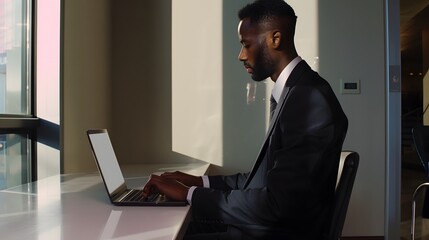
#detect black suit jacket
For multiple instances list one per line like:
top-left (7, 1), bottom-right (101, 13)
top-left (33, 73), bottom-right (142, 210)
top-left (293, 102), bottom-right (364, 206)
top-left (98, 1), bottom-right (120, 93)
top-left (190, 61), bottom-right (348, 240)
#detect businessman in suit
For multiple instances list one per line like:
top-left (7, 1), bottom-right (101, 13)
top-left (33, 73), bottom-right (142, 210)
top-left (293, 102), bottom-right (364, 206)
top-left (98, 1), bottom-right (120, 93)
top-left (143, 0), bottom-right (348, 239)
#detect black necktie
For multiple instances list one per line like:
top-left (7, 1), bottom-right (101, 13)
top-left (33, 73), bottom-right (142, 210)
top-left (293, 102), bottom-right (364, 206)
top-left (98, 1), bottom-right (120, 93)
top-left (270, 95), bottom-right (277, 120)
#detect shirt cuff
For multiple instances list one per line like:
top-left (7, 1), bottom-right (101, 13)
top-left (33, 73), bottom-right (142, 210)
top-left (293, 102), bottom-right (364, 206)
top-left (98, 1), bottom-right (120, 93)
top-left (187, 186), bottom-right (197, 205)
top-left (202, 175), bottom-right (210, 188)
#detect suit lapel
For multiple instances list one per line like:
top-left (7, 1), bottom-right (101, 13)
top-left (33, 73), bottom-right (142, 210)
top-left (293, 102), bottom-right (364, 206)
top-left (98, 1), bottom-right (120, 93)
top-left (243, 85), bottom-right (291, 189)
top-left (242, 61), bottom-right (311, 189)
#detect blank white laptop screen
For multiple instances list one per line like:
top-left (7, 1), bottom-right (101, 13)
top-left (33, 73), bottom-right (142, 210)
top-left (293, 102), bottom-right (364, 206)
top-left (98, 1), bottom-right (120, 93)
top-left (88, 131), bottom-right (125, 195)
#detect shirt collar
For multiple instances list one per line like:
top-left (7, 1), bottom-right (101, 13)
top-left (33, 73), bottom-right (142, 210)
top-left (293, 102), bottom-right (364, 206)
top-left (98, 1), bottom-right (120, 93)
top-left (271, 56), bottom-right (302, 102)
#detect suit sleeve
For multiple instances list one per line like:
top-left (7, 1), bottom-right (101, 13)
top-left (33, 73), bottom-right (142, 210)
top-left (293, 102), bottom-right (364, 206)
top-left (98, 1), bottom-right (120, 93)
top-left (190, 82), bottom-right (345, 226)
top-left (208, 173), bottom-right (250, 190)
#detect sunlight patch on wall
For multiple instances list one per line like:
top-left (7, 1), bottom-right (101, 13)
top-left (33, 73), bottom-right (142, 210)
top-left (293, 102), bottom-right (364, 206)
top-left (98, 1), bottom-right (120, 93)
top-left (172, 0), bottom-right (223, 166)
top-left (290, 0), bottom-right (319, 72)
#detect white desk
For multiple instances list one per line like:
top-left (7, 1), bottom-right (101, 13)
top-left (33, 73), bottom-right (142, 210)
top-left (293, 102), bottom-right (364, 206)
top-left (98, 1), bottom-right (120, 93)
top-left (0, 161), bottom-right (210, 240)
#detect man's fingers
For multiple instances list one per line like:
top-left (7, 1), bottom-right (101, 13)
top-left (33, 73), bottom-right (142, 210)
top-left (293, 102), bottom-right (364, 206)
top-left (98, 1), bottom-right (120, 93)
top-left (142, 181), bottom-right (153, 197)
top-left (143, 174), bottom-right (190, 201)
top-left (143, 175), bottom-right (162, 197)
top-left (160, 171), bottom-right (179, 178)
top-left (149, 174), bottom-right (162, 180)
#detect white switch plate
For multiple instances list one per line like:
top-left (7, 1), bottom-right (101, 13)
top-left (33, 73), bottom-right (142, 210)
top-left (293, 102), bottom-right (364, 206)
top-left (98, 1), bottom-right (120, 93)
top-left (340, 79), bottom-right (360, 94)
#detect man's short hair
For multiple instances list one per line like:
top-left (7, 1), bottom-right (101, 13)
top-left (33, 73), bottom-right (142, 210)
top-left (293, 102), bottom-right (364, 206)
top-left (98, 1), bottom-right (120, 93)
top-left (238, 0), bottom-right (297, 25)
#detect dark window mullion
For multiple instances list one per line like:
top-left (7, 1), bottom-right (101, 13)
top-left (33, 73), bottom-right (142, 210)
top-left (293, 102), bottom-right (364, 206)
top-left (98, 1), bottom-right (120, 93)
top-left (0, 116), bottom-right (39, 133)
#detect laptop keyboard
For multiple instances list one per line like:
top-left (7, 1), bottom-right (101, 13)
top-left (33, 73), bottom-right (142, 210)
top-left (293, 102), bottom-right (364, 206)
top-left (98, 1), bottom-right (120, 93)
top-left (122, 189), bottom-right (159, 202)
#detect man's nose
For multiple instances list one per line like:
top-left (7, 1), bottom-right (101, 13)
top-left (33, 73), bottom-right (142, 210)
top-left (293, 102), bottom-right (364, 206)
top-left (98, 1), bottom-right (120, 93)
top-left (238, 47), bottom-right (246, 62)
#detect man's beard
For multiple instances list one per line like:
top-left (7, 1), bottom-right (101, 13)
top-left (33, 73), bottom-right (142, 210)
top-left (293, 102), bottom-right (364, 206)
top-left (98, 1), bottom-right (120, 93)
top-left (250, 43), bottom-right (275, 82)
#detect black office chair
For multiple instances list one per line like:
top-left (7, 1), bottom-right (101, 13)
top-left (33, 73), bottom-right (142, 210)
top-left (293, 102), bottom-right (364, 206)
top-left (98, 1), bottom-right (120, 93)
top-left (411, 125), bottom-right (429, 240)
top-left (412, 125), bottom-right (429, 176)
top-left (412, 125), bottom-right (429, 218)
top-left (328, 151), bottom-right (359, 240)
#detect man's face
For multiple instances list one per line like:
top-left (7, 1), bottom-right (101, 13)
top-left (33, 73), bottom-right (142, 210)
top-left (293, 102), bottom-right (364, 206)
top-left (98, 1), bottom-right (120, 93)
top-left (238, 19), bottom-right (274, 82)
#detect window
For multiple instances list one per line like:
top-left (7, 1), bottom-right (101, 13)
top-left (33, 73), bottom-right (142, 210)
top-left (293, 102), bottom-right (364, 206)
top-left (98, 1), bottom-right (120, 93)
top-left (0, 0), bottom-right (38, 190)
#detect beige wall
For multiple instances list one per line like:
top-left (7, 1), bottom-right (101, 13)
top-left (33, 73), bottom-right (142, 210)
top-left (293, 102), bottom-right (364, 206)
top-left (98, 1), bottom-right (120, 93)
top-left (110, 0), bottom-right (194, 165)
top-left (62, 0), bottom-right (112, 173)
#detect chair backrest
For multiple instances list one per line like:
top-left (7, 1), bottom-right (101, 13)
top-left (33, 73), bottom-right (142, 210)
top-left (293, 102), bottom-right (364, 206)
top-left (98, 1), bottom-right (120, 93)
top-left (412, 125), bottom-right (429, 173)
top-left (328, 151), bottom-right (359, 240)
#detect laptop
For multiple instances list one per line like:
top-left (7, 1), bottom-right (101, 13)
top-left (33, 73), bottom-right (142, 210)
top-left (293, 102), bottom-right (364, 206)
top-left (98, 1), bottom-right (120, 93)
top-left (87, 129), bottom-right (187, 206)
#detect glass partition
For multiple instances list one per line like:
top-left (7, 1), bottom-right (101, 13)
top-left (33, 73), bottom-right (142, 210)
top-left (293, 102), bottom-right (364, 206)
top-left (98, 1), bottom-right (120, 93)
top-left (0, 0), bottom-right (33, 190)
top-left (0, 0), bottom-right (32, 115)
top-left (0, 133), bottom-right (31, 189)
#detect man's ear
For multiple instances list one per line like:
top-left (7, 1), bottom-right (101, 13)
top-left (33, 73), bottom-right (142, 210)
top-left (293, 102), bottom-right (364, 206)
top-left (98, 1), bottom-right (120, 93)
top-left (270, 31), bottom-right (281, 49)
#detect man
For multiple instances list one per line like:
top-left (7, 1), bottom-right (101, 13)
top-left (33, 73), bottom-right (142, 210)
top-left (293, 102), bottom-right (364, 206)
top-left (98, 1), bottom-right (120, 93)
top-left (143, 0), bottom-right (348, 239)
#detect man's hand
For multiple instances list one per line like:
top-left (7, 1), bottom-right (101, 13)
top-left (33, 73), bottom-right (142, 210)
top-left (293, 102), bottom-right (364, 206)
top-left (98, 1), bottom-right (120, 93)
top-left (142, 174), bottom-right (189, 201)
top-left (160, 171), bottom-right (203, 187)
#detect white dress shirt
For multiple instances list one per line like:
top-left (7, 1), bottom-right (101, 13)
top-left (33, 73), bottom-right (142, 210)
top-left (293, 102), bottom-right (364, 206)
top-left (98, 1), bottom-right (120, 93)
top-left (271, 56), bottom-right (302, 103)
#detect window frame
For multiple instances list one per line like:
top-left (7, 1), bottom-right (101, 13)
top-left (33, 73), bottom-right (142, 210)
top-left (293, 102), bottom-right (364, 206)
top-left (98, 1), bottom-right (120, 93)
top-left (0, 0), bottom-right (40, 183)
